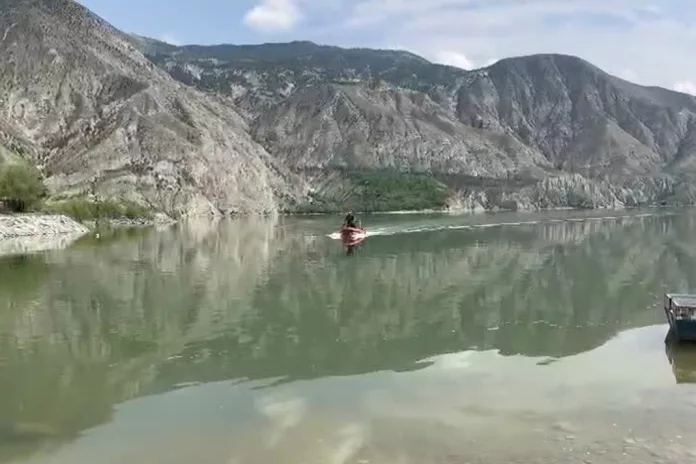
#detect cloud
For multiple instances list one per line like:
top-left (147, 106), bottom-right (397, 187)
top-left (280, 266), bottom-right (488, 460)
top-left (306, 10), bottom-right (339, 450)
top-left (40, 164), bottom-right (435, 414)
top-left (433, 51), bottom-right (474, 70)
top-left (243, 0), bottom-right (302, 32)
top-left (674, 81), bottom-right (696, 96)
top-left (158, 34), bottom-right (180, 46)
top-left (307, 0), bottom-right (695, 90)
top-left (619, 68), bottom-right (638, 82)
top-left (234, 0), bottom-right (696, 91)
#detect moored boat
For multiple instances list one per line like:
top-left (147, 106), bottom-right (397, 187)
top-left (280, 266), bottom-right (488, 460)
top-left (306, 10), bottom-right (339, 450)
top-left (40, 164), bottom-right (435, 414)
top-left (664, 293), bottom-right (696, 342)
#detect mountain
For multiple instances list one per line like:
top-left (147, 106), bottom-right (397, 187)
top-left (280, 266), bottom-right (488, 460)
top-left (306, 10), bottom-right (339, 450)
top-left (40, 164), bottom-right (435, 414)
top-left (138, 37), bottom-right (696, 211)
top-left (3, 0), bottom-right (696, 215)
top-left (0, 0), bottom-right (302, 217)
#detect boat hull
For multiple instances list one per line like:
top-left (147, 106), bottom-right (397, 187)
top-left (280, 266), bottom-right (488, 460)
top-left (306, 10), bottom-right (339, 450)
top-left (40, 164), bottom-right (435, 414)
top-left (664, 293), bottom-right (696, 342)
top-left (339, 227), bottom-right (366, 248)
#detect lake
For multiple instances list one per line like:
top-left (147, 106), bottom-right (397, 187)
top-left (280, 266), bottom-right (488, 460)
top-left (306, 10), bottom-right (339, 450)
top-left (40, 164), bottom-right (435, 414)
top-left (1, 208), bottom-right (696, 463)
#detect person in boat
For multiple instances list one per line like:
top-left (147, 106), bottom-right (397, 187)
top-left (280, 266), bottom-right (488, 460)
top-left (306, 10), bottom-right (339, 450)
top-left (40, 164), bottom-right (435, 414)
top-left (343, 212), bottom-right (357, 229)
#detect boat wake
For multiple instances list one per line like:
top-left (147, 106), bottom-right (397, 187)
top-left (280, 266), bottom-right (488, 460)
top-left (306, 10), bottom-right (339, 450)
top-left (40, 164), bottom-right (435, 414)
top-left (325, 211), bottom-right (669, 240)
top-left (328, 231), bottom-right (371, 240)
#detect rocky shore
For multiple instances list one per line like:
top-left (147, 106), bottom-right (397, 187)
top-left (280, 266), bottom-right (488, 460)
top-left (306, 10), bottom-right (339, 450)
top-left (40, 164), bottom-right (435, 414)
top-left (0, 213), bottom-right (180, 256)
top-left (0, 214), bottom-right (89, 239)
top-left (80, 215), bottom-right (169, 230)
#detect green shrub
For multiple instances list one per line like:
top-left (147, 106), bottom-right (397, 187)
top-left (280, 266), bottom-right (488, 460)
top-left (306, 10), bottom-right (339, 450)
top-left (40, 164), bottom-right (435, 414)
top-left (292, 169), bottom-right (451, 213)
top-left (0, 163), bottom-right (48, 212)
top-left (43, 197), bottom-right (153, 221)
top-left (343, 170), bottom-right (450, 212)
top-left (122, 201), bottom-right (152, 219)
top-left (43, 199), bottom-right (95, 221)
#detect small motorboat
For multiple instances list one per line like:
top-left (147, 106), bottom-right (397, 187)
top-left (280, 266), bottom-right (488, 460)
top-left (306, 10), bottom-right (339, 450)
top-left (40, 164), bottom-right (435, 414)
top-left (339, 225), bottom-right (367, 251)
top-left (339, 225), bottom-right (366, 239)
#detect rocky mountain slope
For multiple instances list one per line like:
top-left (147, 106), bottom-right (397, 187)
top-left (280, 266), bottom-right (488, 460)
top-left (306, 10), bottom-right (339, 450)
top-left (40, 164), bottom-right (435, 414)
top-left (0, 0), bottom-right (302, 217)
top-left (138, 37), bottom-right (696, 211)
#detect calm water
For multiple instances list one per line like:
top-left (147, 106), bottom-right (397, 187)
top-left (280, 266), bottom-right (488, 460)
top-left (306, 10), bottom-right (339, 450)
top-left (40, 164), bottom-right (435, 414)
top-left (2, 209), bottom-right (696, 463)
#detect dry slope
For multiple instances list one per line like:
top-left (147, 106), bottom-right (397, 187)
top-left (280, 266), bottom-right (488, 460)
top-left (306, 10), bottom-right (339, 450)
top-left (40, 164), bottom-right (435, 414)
top-left (142, 39), bottom-right (696, 210)
top-left (0, 0), bottom-right (300, 217)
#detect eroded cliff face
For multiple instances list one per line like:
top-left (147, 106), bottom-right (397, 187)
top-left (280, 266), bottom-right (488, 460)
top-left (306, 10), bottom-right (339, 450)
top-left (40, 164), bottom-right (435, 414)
top-left (4, 1), bottom-right (696, 215)
top-left (252, 84), bottom-right (551, 178)
top-left (455, 55), bottom-right (696, 178)
top-left (0, 0), bottom-right (302, 217)
top-left (141, 38), bottom-right (696, 211)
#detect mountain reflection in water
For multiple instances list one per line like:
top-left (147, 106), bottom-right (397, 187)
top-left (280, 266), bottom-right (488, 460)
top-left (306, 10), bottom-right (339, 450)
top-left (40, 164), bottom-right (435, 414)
top-left (2, 209), bottom-right (696, 463)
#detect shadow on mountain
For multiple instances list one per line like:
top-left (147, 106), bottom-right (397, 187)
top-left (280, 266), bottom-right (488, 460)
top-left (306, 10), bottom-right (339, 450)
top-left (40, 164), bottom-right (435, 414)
top-left (0, 211), bottom-right (694, 461)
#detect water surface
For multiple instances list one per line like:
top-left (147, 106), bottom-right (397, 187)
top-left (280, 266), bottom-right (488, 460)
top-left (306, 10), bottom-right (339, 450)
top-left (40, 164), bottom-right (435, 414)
top-left (2, 209), bottom-right (696, 463)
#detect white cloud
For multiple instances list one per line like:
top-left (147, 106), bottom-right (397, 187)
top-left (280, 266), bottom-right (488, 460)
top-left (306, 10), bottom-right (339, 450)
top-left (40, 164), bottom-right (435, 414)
top-left (303, 0), bottom-right (693, 90)
top-left (158, 34), bottom-right (180, 46)
top-left (619, 68), bottom-right (638, 82)
top-left (674, 81), bottom-right (696, 96)
top-left (235, 0), bottom-right (696, 91)
top-left (433, 51), bottom-right (474, 70)
top-left (243, 0), bottom-right (302, 32)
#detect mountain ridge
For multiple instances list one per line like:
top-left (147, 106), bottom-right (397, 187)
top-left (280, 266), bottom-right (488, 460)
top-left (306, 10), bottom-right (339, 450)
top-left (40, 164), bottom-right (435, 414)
top-left (2, 0), bottom-right (696, 215)
top-left (0, 0), bottom-right (304, 217)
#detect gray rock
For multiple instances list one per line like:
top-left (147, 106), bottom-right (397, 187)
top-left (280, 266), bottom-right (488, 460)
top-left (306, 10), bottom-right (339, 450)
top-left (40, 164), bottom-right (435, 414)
top-left (252, 83), bottom-right (550, 178)
top-left (0, 213), bottom-right (88, 238)
top-left (141, 39), bottom-right (696, 211)
top-left (6, 2), bottom-right (696, 214)
top-left (0, 0), bottom-right (301, 217)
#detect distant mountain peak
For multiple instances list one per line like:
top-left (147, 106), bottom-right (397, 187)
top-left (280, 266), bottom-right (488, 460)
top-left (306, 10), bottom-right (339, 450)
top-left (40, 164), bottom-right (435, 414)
top-left (5, 0), bottom-right (696, 214)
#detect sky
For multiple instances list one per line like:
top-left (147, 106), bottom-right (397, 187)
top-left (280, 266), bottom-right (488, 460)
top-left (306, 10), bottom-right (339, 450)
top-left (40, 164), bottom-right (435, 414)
top-left (76, 0), bottom-right (696, 95)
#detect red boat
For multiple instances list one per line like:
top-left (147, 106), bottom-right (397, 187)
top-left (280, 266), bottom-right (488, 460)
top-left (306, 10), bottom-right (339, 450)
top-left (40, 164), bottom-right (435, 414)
top-left (339, 226), bottom-right (367, 248)
top-left (340, 225), bottom-right (365, 235)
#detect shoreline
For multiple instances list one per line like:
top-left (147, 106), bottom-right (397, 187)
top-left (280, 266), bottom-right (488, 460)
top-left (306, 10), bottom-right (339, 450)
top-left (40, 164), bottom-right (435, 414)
top-left (0, 213), bottom-right (174, 257)
top-left (0, 213), bottom-right (170, 240)
top-left (0, 214), bottom-right (89, 239)
top-left (0, 203), bottom-right (683, 241)
top-left (284, 203), bottom-right (678, 217)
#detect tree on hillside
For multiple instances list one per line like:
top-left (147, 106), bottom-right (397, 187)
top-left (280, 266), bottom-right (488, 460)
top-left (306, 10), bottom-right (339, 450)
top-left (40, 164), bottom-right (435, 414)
top-left (0, 164), bottom-right (48, 213)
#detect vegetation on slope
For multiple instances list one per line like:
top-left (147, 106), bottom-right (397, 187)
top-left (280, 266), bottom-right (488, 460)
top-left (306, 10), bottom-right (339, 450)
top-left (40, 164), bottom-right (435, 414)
top-left (0, 157), bottom-right (449, 218)
top-left (42, 198), bottom-right (153, 222)
top-left (292, 169), bottom-right (451, 213)
top-left (0, 164), bottom-right (47, 213)
top-left (0, 157), bottom-right (153, 221)
top-left (139, 39), bottom-right (456, 97)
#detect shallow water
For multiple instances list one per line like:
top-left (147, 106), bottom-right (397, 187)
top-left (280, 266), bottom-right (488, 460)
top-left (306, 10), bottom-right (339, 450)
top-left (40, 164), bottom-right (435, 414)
top-left (2, 208), bottom-right (696, 463)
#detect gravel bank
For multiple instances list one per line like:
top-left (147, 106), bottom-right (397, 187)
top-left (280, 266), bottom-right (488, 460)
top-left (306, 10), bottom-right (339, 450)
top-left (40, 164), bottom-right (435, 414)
top-left (0, 214), bottom-right (89, 239)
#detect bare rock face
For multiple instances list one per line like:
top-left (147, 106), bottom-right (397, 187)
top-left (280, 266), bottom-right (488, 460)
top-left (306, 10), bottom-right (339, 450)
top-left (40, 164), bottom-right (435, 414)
top-left (143, 39), bottom-right (696, 211)
top-left (5, 1), bottom-right (696, 214)
top-left (252, 83), bottom-right (551, 179)
top-left (0, 0), bottom-right (299, 216)
top-left (456, 55), bottom-right (696, 179)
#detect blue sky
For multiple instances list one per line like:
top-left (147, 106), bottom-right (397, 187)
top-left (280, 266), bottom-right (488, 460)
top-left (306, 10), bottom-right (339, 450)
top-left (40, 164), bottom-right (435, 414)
top-left (77, 0), bottom-right (696, 94)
